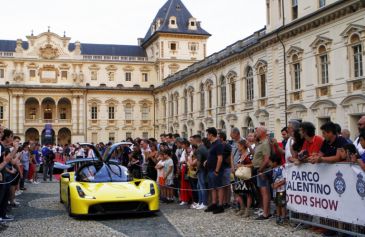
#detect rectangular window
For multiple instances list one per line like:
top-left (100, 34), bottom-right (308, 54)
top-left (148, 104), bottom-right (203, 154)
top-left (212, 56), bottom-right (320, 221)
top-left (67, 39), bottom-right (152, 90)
top-left (30, 70), bottom-right (36, 80)
top-left (208, 90), bottom-right (212, 108)
top-left (125, 72), bottom-right (132, 81)
top-left (126, 132), bottom-right (132, 139)
top-left (61, 71), bottom-right (68, 80)
top-left (125, 108), bottom-right (132, 120)
top-left (142, 132), bottom-right (148, 139)
top-left (109, 133), bottom-right (115, 143)
top-left (142, 107), bottom-right (149, 120)
top-left (142, 73), bottom-right (148, 82)
top-left (293, 63), bottom-right (301, 90)
top-left (292, 0), bottom-right (298, 20)
top-left (170, 42), bottom-right (177, 51)
top-left (91, 70), bottom-right (97, 80)
top-left (108, 106), bottom-right (115, 120)
top-left (247, 78), bottom-right (254, 101)
top-left (353, 44), bottom-right (363, 78)
top-left (319, 0), bottom-right (326, 8)
top-left (91, 106), bottom-right (98, 120)
top-left (278, 0), bottom-right (282, 19)
top-left (320, 54), bottom-right (329, 84)
top-left (189, 43), bottom-right (198, 52)
top-left (0, 69), bottom-right (4, 78)
top-left (0, 106), bottom-right (3, 119)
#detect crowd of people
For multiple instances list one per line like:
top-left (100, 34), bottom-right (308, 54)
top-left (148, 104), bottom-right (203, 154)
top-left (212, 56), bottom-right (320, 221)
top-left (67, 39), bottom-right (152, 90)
top-left (1, 115), bottom-right (365, 233)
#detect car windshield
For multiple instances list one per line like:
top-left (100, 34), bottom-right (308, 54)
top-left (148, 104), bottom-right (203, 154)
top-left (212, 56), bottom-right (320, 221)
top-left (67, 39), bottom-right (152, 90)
top-left (78, 163), bottom-right (132, 182)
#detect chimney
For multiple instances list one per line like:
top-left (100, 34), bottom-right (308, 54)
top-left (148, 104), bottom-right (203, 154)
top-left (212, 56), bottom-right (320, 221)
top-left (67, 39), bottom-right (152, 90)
top-left (137, 38), bottom-right (144, 46)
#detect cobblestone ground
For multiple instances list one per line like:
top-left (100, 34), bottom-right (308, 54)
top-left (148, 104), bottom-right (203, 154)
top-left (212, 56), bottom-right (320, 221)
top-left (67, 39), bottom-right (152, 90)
top-left (0, 182), bottom-right (319, 237)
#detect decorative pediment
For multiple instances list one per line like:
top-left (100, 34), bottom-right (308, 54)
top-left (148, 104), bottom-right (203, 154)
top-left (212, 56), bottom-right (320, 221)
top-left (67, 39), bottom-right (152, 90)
top-left (310, 36), bottom-right (333, 50)
top-left (105, 125), bottom-right (119, 131)
top-left (287, 104), bottom-right (307, 112)
top-left (226, 113), bottom-right (238, 122)
top-left (204, 117), bottom-right (214, 125)
top-left (310, 99), bottom-right (337, 109)
top-left (87, 98), bottom-right (102, 105)
top-left (26, 62), bottom-right (38, 69)
top-left (0, 62), bottom-right (7, 68)
top-left (226, 70), bottom-right (238, 80)
top-left (187, 85), bottom-right (195, 93)
top-left (58, 63), bottom-right (70, 70)
top-left (254, 109), bottom-right (269, 117)
top-left (187, 119), bottom-right (195, 127)
top-left (105, 98), bottom-right (119, 105)
top-left (204, 78), bottom-right (213, 88)
top-left (139, 66), bottom-right (151, 72)
top-left (168, 63), bottom-right (180, 69)
top-left (123, 65), bottom-right (134, 71)
top-left (254, 59), bottom-right (268, 73)
top-left (88, 64), bottom-right (100, 71)
top-left (87, 126), bottom-right (102, 130)
top-left (173, 122), bottom-right (180, 129)
top-left (138, 99), bottom-right (153, 106)
top-left (286, 46), bottom-right (304, 60)
top-left (340, 94), bottom-right (365, 106)
top-left (173, 91), bottom-right (179, 98)
top-left (122, 99), bottom-right (136, 106)
top-left (39, 43), bottom-right (60, 59)
top-left (106, 65), bottom-right (117, 71)
top-left (340, 24), bottom-right (365, 38)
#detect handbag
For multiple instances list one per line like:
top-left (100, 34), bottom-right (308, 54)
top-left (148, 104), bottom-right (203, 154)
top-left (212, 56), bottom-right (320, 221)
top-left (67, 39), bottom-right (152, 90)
top-left (235, 166), bottom-right (252, 180)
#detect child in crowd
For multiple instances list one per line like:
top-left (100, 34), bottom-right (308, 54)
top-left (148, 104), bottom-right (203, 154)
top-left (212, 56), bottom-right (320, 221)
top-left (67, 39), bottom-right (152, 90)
top-left (270, 154), bottom-right (286, 225)
top-left (155, 152), bottom-right (166, 201)
top-left (162, 150), bottom-right (174, 203)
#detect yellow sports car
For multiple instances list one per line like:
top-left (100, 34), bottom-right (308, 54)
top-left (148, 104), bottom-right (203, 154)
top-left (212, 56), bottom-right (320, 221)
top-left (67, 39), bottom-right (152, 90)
top-left (59, 142), bottom-right (159, 217)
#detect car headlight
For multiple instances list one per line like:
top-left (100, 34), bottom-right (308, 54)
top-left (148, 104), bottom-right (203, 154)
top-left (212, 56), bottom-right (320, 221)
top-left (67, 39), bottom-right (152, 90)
top-left (144, 183), bottom-right (156, 197)
top-left (76, 186), bottom-right (95, 199)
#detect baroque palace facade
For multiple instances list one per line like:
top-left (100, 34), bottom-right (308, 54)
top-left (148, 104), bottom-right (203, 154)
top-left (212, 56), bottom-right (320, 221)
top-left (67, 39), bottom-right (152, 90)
top-left (0, 0), bottom-right (364, 144)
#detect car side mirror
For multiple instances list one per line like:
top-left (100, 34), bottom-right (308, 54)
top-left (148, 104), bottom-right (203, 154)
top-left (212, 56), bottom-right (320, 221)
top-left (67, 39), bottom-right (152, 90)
top-left (61, 173), bottom-right (70, 180)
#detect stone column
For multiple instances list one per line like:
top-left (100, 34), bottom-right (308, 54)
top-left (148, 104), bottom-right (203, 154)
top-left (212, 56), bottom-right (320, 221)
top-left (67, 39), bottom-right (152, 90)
top-left (18, 96), bottom-right (24, 134)
top-left (71, 96), bottom-right (78, 134)
top-left (78, 96), bottom-right (84, 135)
top-left (12, 96), bottom-right (18, 133)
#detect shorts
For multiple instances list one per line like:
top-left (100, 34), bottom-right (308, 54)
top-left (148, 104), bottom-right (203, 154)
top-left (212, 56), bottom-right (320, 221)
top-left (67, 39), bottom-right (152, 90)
top-left (275, 191), bottom-right (286, 207)
top-left (165, 179), bottom-right (174, 186)
top-left (208, 170), bottom-right (224, 189)
top-left (256, 172), bottom-right (271, 188)
top-left (158, 177), bottom-right (165, 186)
top-left (222, 168), bottom-right (231, 186)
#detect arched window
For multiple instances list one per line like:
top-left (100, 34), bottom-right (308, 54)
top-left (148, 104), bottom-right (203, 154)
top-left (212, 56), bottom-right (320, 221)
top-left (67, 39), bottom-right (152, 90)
top-left (173, 93), bottom-right (179, 116)
top-left (189, 89), bottom-right (194, 113)
top-left (170, 94), bottom-right (174, 117)
top-left (163, 98), bottom-right (167, 118)
top-left (246, 67), bottom-right (254, 101)
top-left (220, 76), bottom-right (226, 107)
top-left (184, 89), bottom-right (188, 114)
top-left (200, 83), bottom-right (205, 111)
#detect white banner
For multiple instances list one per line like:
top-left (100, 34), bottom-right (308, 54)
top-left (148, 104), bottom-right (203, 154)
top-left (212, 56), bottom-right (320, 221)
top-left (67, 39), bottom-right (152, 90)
top-left (285, 163), bottom-right (365, 226)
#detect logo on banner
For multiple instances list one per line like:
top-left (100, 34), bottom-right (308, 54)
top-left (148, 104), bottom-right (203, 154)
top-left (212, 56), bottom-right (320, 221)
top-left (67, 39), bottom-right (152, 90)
top-left (356, 173), bottom-right (365, 200)
top-left (334, 171), bottom-right (346, 196)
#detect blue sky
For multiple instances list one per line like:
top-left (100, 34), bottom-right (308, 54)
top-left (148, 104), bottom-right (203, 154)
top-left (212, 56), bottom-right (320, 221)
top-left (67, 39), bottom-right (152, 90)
top-left (0, 0), bottom-right (266, 55)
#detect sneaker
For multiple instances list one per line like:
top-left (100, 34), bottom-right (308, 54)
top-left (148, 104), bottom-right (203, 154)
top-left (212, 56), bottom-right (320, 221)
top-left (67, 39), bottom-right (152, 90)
top-left (190, 202), bottom-right (199, 209)
top-left (212, 205), bottom-right (225, 214)
top-left (235, 209), bottom-right (245, 216)
top-left (179, 201), bottom-right (187, 206)
top-left (1, 216), bottom-right (14, 222)
top-left (20, 187), bottom-right (27, 191)
top-left (255, 215), bottom-right (270, 220)
top-left (243, 208), bottom-right (250, 218)
top-left (254, 208), bottom-right (263, 215)
top-left (15, 191), bottom-right (21, 196)
top-left (204, 204), bottom-right (217, 212)
top-left (196, 204), bottom-right (207, 210)
top-left (33, 181), bottom-right (40, 184)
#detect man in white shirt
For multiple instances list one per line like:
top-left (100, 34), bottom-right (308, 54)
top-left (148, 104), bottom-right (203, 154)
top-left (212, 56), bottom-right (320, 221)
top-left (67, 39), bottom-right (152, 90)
top-left (285, 120), bottom-right (301, 163)
top-left (354, 116), bottom-right (365, 155)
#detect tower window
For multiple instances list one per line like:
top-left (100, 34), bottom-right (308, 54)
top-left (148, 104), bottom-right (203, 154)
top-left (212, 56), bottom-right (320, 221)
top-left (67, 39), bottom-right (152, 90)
top-left (171, 19), bottom-right (176, 25)
top-left (170, 43), bottom-right (177, 51)
top-left (190, 21), bottom-right (195, 26)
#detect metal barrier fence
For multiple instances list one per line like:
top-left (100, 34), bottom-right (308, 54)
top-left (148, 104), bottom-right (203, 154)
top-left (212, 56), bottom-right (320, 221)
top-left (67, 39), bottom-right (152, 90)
top-left (290, 211), bottom-right (365, 237)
